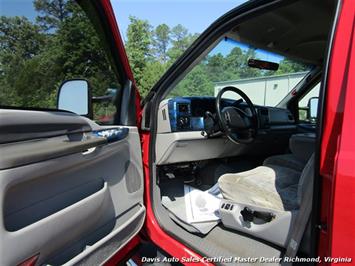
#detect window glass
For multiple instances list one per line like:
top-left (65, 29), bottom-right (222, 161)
top-left (167, 38), bottom-right (313, 107)
top-left (112, 0), bottom-right (247, 98)
top-left (0, 0), bottom-right (119, 124)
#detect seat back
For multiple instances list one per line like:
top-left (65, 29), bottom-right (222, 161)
top-left (287, 153), bottom-right (315, 255)
top-left (290, 133), bottom-right (316, 162)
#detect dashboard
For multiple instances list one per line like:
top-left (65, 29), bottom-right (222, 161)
top-left (158, 97), bottom-right (295, 133)
top-left (156, 97), bottom-right (297, 165)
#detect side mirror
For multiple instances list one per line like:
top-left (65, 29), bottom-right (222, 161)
top-left (57, 79), bottom-right (92, 118)
top-left (307, 97), bottom-right (319, 121)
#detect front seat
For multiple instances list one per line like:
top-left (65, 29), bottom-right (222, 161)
top-left (217, 133), bottom-right (316, 248)
top-left (263, 133), bottom-right (315, 172)
top-left (218, 164), bottom-right (301, 211)
top-left (218, 153), bottom-right (315, 248)
top-left (218, 133), bottom-right (316, 212)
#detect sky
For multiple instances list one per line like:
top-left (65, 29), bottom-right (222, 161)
top-left (110, 0), bottom-right (284, 63)
top-left (0, 0), bottom-right (286, 63)
top-left (0, 0), bottom-right (36, 19)
top-left (1, 0), bottom-right (246, 40)
top-left (111, 0), bottom-right (247, 42)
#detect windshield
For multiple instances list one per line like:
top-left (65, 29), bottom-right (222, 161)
top-left (168, 37), bottom-right (313, 107)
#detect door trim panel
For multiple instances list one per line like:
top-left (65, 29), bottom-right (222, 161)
top-left (0, 122), bottom-right (144, 265)
top-left (0, 109), bottom-right (92, 144)
top-left (0, 136), bottom-right (107, 170)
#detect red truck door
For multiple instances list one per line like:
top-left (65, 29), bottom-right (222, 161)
top-left (318, 0), bottom-right (355, 262)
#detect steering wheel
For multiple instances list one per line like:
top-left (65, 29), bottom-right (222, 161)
top-left (216, 86), bottom-right (258, 144)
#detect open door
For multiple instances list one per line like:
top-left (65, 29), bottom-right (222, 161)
top-left (0, 0), bottom-right (144, 265)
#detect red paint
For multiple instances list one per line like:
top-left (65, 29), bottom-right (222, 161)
top-left (99, 0), bottom-right (142, 123)
top-left (318, 0), bottom-right (355, 263)
top-left (17, 254), bottom-right (39, 266)
top-left (98, 1), bottom-right (206, 264)
top-left (98, 0), bottom-right (355, 264)
top-left (141, 131), bottom-right (213, 266)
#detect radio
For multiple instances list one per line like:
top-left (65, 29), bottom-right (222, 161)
top-left (168, 99), bottom-right (192, 131)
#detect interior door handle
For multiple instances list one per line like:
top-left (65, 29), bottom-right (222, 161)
top-left (0, 128), bottom-right (129, 170)
top-left (82, 147), bottom-right (97, 155)
top-left (92, 128), bottom-right (129, 143)
top-left (0, 137), bottom-right (108, 170)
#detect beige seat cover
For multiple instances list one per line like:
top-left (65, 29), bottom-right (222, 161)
top-left (218, 165), bottom-right (301, 211)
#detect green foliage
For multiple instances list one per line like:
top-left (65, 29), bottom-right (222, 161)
top-left (0, 16), bottom-right (48, 106)
top-left (276, 58), bottom-right (308, 74)
top-left (0, 0), bottom-right (118, 110)
top-left (171, 64), bottom-right (214, 97)
top-left (125, 16), bottom-right (152, 97)
top-left (167, 24), bottom-right (197, 61)
top-left (153, 23), bottom-right (170, 63)
top-left (34, 0), bottom-right (70, 31)
top-left (124, 19), bottom-right (200, 97)
top-left (122, 17), bottom-right (308, 100)
top-left (140, 61), bottom-right (169, 95)
top-left (0, 1), bottom-right (310, 109)
top-left (167, 45), bottom-right (309, 98)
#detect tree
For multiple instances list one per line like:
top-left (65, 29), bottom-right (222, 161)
top-left (125, 16), bottom-right (152, 96)
top-left (277, 58), bottom-right (309, 74)
top-left (140, 61), bottom-right (168, 97)
top-left (1, 1), bottom-right (311, 108)
top-left (153, 24), bottom-right (170, 63)
top-left (167, 24), bottom-right (191, 61)
top-left (33, 0), bottom-right (70, 31)
top-left (49, 1), bottom-right (119, 99)
top-left (206, 53), bottom-right (229, 82)
top-left (0, 16), bottom-right (47, 106)
top-left (0, 16), bottom-right (45, 60)
top-left (0, 0), bottom-right (118, 108)
top-left (170, 64), bottom-right (214, 97)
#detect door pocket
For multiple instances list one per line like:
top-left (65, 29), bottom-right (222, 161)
top-left (4, 180), bottom-right (107, 231)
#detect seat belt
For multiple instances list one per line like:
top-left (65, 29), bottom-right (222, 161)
top-left (282, 159), bottom-right (314, 264)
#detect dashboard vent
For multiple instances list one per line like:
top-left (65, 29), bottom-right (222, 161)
top-left (260, 109), bottom-right (269, 116)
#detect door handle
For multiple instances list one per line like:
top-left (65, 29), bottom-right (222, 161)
top-left (92, 128), bottom-right (129, 143)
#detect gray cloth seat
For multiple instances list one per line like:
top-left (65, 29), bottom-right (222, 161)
top-left (263, 154), bottom-right (305, 172)
top-left (218, 164), bottom-right (301, 211)
top-left (263, 132), bottom-right (316, 172)
top-left (218, 133), bottom-right (316, 212)
top-left (218, 155), bottom-right (315, 248)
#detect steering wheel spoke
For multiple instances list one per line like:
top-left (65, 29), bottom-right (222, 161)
top-left (216, 86), bottom-right (258, 144)
top-left (233, 106), bottom-right (252, 119)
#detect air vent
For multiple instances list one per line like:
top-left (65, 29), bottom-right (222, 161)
top-left (162, 109), bottom-right (167, 120)
top-left (260, 108), bottom-right (269, 116)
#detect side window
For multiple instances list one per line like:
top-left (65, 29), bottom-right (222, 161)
top-left (0, 0), bottom-right (120, 125)
top-left (298, 82), bottom-right (320, 123)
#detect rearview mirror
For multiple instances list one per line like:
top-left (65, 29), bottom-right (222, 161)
top-left (307, 97), bottom-right (319, 121)
top-left (248, 59), bottom-right (279, 71)
top-left (57, 79), bottom-right (92, 118)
